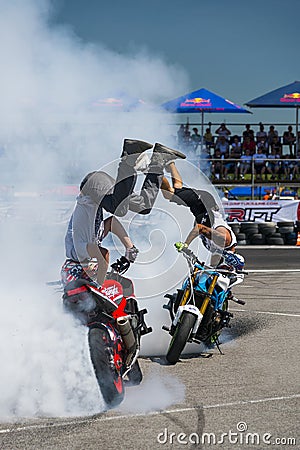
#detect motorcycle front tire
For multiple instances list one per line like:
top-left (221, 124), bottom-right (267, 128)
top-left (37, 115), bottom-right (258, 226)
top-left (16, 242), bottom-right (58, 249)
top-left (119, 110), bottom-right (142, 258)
top-left (88, 327), bottom-right (124, 408)
top-left (166, 312), bottom-right (197, 365)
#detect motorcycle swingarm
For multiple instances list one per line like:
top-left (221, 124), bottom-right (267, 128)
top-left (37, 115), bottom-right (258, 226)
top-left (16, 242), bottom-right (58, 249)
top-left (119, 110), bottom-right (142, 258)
top-left (163, 294), bottom-right (176, 321)
top-left (122, 348), bottom-right (140, 379)
top-left (135, 308), bottom-right (152, 336)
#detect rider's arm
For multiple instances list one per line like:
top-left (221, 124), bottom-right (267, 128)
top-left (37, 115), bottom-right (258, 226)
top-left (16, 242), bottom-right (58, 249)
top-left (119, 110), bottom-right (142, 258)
top-left (185, 224), bottom-right (232, 248)
top-left (184, 223), bottom-right (201, 246)
top-left (105, 216), bottom-right (139, 263)
top-left (106, 216), bottom-right (133, 250)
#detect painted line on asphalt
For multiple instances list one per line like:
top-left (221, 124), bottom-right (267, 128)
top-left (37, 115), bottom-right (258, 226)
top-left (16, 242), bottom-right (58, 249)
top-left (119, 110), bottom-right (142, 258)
top-left (1, 393), bottom-right (299, 434)
top-left (231, 309), bottom-right (300, 317)
top-left (247, 269), bottom-right (300, 273)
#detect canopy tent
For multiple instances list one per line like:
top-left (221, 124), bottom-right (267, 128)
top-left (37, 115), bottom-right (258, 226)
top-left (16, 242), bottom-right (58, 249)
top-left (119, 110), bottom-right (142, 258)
top-left (246, 81), bottom-right (300, 152)
top-left (161, 88), bottom-right (251, 149)
top-left (91, 92), bottom-right (145, 111)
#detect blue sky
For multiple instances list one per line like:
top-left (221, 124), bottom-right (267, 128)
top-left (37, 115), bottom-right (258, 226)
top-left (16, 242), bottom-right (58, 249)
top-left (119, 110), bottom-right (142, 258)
top-left (51, 0), bottom-right (299, 129)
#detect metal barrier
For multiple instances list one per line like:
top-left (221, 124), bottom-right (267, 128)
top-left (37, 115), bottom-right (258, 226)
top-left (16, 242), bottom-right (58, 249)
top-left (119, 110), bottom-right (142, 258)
top-left (189, 157), bottom-right (300, 199)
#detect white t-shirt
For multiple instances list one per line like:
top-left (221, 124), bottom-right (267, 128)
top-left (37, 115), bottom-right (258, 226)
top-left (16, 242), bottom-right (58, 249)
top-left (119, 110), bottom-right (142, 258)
top-left (199, 210), bottom-right (237, 254)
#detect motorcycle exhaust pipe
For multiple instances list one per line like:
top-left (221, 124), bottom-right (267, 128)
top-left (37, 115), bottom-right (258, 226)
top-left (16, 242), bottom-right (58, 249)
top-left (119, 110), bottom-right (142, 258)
top-left (116, 316), bottom-right (137, 353)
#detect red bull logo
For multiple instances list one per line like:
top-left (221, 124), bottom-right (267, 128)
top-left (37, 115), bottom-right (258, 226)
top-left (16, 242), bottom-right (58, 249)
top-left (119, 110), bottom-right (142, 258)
top-left (180, 97), bottom-right (212, 108)
top-left (280, 92), bottom-right (300, 103)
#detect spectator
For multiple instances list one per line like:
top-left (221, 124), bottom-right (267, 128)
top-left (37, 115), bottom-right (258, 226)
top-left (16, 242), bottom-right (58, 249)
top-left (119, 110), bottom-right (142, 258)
top-left (278, 154), bottom-right (294, 180)
top-left (229, 133), bottom-right (240, 145)
top-left (190, 127), bottom-right (202, 152)
top-left (221, 190), bottom-right (229, 202)
top-left (242, 135), bottom-right (256, 155)
top-left (231, 136), bottom-right (242, 154)
top-left (267, 148), bottom-right (281, 180)
top-left (263, 190), bottom-right (271, 200)
top-left (239, 149), bottom-right (252, 179)
top-left (215, 122), bottom-right (231, 141)
top-left (256, 123), bottom-right (268, 146)
top-left (242, 124), bottom-right (255, 141)
top-left (200, 146), bottom-right (212, 176)
top-left (263, 189), bottom-right (277, 200)
top-left (258, 142), bottom-right (268, 155)
top-left (211, 148), bottom-right (223, 180)
top-left (292, 151), bottom-right (300, 179)
top-left (215, 135), bottom-right (230, 155)
top-left (267, 125), bottom-right (279, 148)
top-left (184, 123), bottom-right (191, 147)
top-left (283, 125), bottom-right (296, 156)
top-left (270, 135), bottom-right (283, 156)
top-left (177, 124), bottom-right (185, 149)
top-left (223, 144), bottom-right (241, 180)
top-left (203, 127), bottom-right (214, 149)
top-left (287, 156), bottom-right (297, 180)
top-left (253, 147), bottom-right (267, 180)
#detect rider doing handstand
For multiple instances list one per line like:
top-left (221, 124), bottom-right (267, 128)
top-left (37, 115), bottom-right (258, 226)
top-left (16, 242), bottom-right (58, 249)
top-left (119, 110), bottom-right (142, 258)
top-left (160, 161), bottom-right (244, 270)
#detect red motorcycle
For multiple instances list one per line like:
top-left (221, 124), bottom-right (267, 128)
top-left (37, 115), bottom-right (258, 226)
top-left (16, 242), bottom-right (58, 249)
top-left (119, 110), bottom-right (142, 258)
top-left (62, 257), bottom-right (152, 408)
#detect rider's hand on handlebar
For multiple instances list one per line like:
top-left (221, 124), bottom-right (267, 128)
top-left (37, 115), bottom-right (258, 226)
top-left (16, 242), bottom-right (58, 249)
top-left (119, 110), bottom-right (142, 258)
top-left (125, 245), bottom-right (139, 263)
top-left (223, 250), bottom-right (245, 271)
top-left (175, 242), bottom-right (188, 252)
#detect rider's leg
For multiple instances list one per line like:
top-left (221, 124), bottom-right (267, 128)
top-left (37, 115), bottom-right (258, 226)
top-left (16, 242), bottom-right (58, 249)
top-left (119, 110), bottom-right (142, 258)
top-left (128, 144), bottom-right (186, 214)
top-left (86, 243), bottom-right (109, 286)
top-left (165, 161), bottom-right (183, 189)
top-left (101, 139), bottom-right (153, 216)
top-left (128, 161), bottom-right (164, 214)
top-left (160, 176), bottom-right (174, 200)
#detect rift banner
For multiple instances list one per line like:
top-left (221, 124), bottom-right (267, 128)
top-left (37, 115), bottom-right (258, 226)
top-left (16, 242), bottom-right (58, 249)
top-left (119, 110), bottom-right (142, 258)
top-left (223, 200), bottom-right (300, 223)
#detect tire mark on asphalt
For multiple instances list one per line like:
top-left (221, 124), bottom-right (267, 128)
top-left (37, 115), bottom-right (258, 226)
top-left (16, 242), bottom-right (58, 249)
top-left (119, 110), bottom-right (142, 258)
top-left (1, 394), bottom-right (299, 435)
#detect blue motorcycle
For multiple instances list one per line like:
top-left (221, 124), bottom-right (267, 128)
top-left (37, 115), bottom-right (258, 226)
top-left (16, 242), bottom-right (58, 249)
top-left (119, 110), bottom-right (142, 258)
top-left (163, 245), bottom-right (246, 365)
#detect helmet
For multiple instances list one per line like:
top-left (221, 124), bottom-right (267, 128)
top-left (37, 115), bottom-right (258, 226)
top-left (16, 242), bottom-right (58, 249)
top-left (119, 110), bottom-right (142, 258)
top-left (80, 171), bottom-right (115, 205)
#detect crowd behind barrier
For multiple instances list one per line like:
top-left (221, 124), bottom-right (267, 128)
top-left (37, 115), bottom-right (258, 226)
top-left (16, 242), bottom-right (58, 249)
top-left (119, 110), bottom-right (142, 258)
top-left (176, 122), bottom-right (300, 184)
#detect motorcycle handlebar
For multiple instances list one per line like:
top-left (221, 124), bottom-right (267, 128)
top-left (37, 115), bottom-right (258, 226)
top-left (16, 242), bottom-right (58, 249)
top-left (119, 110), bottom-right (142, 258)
top-left (110, 256), bottom-right (131, 274)
top-left (179, 246), bottom-right (208, 268)
top-left (177, 245), bottom-right (248, 275)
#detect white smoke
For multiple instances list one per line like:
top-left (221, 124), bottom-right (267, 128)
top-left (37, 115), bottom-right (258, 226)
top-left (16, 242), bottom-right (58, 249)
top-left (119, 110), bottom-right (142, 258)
top-left (0, 0), bottom-right (189, 420)
top-left (0, 0), bottom-right (223, 419)
top-left (118, 370), bottom-right (185, 414)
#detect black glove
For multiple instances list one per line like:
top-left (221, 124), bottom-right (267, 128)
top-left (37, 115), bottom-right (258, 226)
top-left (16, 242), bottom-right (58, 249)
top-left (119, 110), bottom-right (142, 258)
top-left (125, 245), bottom-right (139, 263)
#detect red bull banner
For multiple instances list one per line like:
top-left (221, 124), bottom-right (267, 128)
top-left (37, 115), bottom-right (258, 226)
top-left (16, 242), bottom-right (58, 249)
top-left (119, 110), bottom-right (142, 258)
top-left (223, 200), bottom-right (300, 223)
top-left (180, 97), bottom-right (212, 108)
top-left (280, 92), bottom-right (300, 103)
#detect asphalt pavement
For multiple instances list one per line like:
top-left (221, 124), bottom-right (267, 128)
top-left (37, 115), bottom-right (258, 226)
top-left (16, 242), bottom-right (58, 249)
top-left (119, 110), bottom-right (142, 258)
top-left (1, 249), bottom-right (299, 450)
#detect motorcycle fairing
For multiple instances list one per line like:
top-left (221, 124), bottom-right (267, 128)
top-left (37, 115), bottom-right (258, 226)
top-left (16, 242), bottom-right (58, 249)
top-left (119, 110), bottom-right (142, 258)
top-left (173, 305), bottom-right (203, 334)
top-left (182, 272), bottom-right (229, 311)
top-left (106, 271), bottom-right (135, 298)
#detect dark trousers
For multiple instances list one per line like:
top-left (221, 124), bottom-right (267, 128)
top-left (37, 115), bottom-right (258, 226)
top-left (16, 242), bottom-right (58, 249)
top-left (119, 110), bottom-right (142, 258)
top-left (101, 158), bottom-right (163, 216)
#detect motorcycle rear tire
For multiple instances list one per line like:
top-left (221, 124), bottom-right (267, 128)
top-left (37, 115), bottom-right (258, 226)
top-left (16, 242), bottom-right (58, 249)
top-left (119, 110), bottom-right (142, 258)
top-left (88, 327), bottom-right (124, 408)
top-left (166, 312), bottom-right (196, 365)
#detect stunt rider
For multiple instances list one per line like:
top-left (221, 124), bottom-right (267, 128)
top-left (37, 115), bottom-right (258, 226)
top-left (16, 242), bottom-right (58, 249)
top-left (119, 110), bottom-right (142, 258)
top-left (160, 161), bottom-right (245, 271)
top-left (61, 139), bottom-right (186, 287)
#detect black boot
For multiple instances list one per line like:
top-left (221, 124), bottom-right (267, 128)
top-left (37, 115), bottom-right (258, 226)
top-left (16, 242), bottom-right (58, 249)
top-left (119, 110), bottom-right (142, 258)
top-left (121, 139), bottom-right (153, 157)
top-left (151, 142), bottom-right (186, 167)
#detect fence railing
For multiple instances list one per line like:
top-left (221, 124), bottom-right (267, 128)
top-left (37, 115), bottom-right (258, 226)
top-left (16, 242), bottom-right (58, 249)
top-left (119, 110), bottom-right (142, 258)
top-left (189, 157), bottom-right (300, 199)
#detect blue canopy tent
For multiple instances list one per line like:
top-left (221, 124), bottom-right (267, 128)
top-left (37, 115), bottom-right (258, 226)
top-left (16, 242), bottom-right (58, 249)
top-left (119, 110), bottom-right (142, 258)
top-left (161, 88), bottom-right (251, 149)
top-left (246, 81), bottom-right (300, 152)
